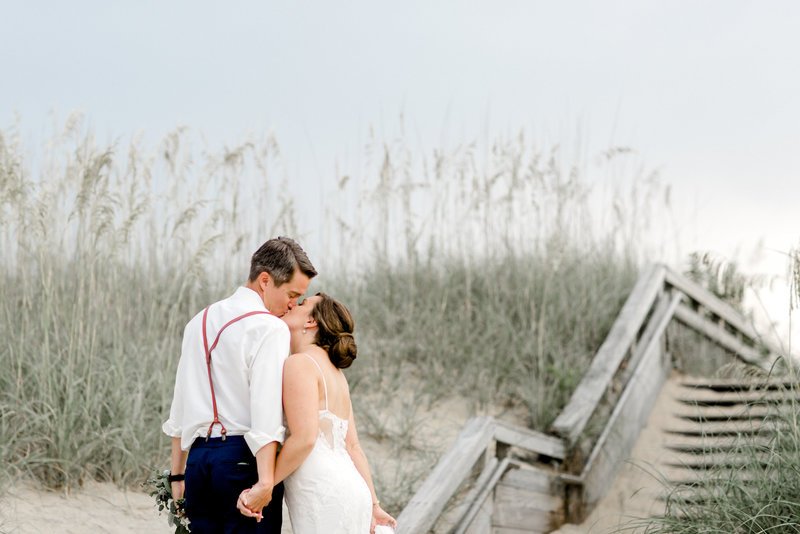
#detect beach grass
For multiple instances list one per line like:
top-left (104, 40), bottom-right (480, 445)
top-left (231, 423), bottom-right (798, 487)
top-left (1, 114), bottom-right (668, 513)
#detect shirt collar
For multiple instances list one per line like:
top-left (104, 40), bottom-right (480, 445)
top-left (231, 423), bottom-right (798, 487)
top-left (233, 286), bottom-right (270, 313)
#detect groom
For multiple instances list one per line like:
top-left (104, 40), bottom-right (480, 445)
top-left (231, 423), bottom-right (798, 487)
top-left (162, 236), bottom-right (317, 533)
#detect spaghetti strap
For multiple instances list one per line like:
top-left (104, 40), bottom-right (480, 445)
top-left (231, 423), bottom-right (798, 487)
top-left (299, 353), bottom-right (328, 411)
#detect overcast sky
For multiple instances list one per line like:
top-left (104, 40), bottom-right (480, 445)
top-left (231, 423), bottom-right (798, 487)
top-left (3, 1), bottom-right (799, 333)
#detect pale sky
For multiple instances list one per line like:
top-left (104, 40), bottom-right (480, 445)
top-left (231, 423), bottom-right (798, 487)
top-left (3, 1), bottom-right (799, 340)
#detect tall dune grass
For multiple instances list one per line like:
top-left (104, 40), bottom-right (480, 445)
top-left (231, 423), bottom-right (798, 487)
top-left (0, 115), bottom-right (293, 486)
top-left (0, 114), bottom-right (669, 507)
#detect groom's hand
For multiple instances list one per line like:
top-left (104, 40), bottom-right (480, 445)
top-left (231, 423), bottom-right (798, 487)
top-left (171, 480), bottom-right (185, 501)
top-left (171, 481), bottom-right (186, 516)
top-left (237, 489), bottom-right (262, 521)
top-left (237, 482), bottom-right (272, 522)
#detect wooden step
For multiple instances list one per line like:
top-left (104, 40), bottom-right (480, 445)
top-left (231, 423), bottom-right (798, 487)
top-left (672, 403), bottom-right (787, 422)
top-left (663, 434), bottom-right (775, 454)
top-left (674, 389), bottom-right (800, 406)
top-left (663, 419), bottom-right (786, 436)
top-left (679, 378), bottom-right (800, 392)
top-left (659, 466), bottom-right (767, 486)
top-left (659, 450), bottom-right (770, 470)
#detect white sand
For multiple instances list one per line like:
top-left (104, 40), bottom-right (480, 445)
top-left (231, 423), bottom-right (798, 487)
top-left (0, 480), bottom-right (174, 534)
top-left (0, 480), bottom-right (298, 534)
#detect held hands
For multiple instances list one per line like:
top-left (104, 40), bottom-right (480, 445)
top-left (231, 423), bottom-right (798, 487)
top-left (236, 482), bottom-right (273, 522)
top-left (370, 504), bottom-right (397, 533)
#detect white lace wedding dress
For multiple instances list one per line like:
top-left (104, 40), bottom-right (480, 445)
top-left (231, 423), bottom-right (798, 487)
top-left (284, 356), bottom-right (372, 533)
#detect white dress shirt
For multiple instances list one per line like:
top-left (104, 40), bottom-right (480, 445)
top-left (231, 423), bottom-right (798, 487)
top-left (162, 286), bottom-right (290, 454)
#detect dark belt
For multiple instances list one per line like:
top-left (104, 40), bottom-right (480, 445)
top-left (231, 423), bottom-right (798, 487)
top-left (191, 434), bottom-right (246, 449)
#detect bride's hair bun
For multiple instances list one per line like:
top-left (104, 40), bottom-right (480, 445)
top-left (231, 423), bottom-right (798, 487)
top-left (330, 332), bottom-right (357, 369)
top-left (312, 293), bottom-right (358, 369)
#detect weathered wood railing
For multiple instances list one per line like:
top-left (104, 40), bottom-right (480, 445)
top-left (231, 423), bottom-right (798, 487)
top-left (396, 263), bottom-right (784, 532)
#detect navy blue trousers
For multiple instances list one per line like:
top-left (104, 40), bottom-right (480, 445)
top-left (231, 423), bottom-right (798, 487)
top-left (185, 436), bottom-right (284, 534)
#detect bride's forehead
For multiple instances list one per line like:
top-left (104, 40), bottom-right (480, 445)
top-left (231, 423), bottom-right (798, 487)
top-left (301, 295), bottom-right (322, 306)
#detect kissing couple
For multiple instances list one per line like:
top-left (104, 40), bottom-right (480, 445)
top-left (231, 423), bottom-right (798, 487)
top-left (163, 237), bottom-right (397, 533)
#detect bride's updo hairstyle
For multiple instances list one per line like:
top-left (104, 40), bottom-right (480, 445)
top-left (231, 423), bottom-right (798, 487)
top-left (311, 293), bottom-right (358, 369)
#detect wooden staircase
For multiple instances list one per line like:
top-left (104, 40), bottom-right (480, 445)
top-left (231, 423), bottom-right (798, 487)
top-left (394, 264), bottom-right (788, 534)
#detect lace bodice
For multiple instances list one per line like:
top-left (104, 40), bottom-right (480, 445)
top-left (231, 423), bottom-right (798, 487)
top-left (318, 409), bottom-right (348, 451)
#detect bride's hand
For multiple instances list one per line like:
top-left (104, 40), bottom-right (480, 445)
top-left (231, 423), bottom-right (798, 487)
top-left (236, 488), bottom-right (264, 522)
top-left (370, 504), bottom-right (397, 533)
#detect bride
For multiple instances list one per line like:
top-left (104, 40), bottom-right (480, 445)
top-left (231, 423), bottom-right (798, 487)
top-left (240, 292), bottom-right (396, 533)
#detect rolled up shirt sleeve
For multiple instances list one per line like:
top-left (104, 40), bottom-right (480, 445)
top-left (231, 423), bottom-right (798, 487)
top-left (162, 367), bottom-right (184, 438)
top-left (244, 320), bottom-right (290, 455)
top-left (162, 329), bottom-right (190, 439)
top-left (162, 415), bottom-right (182, 437)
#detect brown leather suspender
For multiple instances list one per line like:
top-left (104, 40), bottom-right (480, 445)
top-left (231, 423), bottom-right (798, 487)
top-left (201, 307), bottom-right (272, 441)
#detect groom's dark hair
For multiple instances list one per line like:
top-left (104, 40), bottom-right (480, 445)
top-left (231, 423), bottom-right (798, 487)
top-left (249, 236), bottom-right (317, 286)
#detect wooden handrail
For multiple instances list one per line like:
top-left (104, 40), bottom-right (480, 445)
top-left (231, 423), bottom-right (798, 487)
top-left (673, 304), bottom-right (767, 367)
top-left (550, 263), bottom-right (666, 444)
top-left (664, 265), bottom-right (783, 359)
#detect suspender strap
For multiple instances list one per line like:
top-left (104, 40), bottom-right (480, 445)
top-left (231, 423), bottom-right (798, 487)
top-left (202, 307), bottom-right (272, 441)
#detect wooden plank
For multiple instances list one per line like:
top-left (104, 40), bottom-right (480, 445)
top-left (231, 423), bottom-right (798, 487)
top-left (661, 465), bottom-right (770, 486)
top-left (454, 458), bottom-right (518, 534)
top-left (673, 388), bottom-right (800, 405)
top-left (664, 266), bottom-right (783, 357)
top-left (494, 483), bottom-right (563, 514)
top-left (492, 483), bottom-right (560, 531)
top-left (450, 456), bottom-right (500, 533)
top-left (678, 377), bottom-right (800, 390)
top-left (660, 450), bottom-right (770, 469)
top-left (463, 495), bottom-right (492, 534)
top-left (664, 435), bottom-right (774, 453)
top-left (673, 403), bottom-right (786, 421)
top-left (493, 420), bottom-right (566, 460)
top-left (497, 467), bottom-right (565, 531)
top-left (500, 466), bottom-right (562, 495)
top-left (578, 322), bottom-right (671, 514)
top-left (673, 303), bottom-right (769, 367)
top-left (663, 419), bottom-right (784, 435)
top-left (552, 263), bottom-right (666, 444)
top-left (492, 505), bottom-right (553, 532)
top-left (396, 416), bottom-right (495, 534)
top-left (493, 528), bottom-right (547, 534)
top-left (617, 291), bottom-right (682, 388)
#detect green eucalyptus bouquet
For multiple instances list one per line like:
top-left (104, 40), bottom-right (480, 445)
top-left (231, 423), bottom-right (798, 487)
top-left (144, 468), bottom-right (191, 534)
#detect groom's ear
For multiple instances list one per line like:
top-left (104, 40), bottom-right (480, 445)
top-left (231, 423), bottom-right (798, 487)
top-left (258, 271), bottom-right (272, 290)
